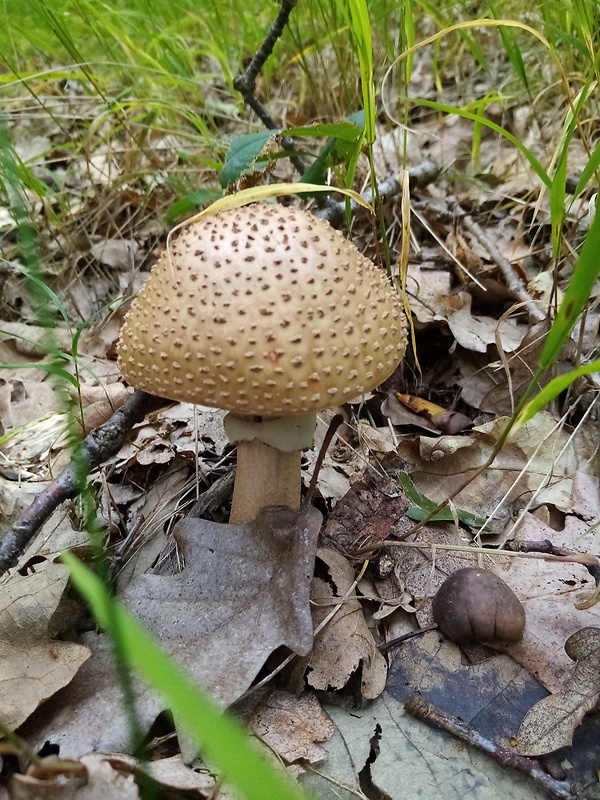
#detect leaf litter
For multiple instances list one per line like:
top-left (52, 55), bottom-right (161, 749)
top-left (1, 13), bottom-right (600, 800)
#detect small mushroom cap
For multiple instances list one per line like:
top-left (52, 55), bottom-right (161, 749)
top-left (432, 567), bottom-right (526, 644)
top-left (117, 204), bottom-right (407, 415)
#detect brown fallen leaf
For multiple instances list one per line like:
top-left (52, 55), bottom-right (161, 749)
top-left (239, 688), bottom-right (335, 764)
top-left (320, 472), bottom-right (410, 557)
top-left (396, 411), bottom-right (594, 522)
top-left (458, 320), bottom-right (549, 416)
top-left (308, 548), bottom-right (387, 700)
top-left (21, 505), bottom-right (322, 758)
top-left (516, 627), bottom-right (600, 756)
top-left (8, 752), bottom-right (141, 799)
top-left (436, 291), bottom-right (527, 353)
top-left (0, 560), bottom-right (90, 730)
top-left (107, 753), bottom-right (237, 798)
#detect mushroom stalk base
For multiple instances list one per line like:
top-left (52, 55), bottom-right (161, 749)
top-left (230, 439), bottom-right (302, 524)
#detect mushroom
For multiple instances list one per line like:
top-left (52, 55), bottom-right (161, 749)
top-left (432, 567), bottom-right (526, 644)
top-left (117, 203), bottom-right (407, 522)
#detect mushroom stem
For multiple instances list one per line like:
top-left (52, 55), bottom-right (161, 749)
top-left (230, 439), bottom-right (301, 523)
top-left (224, 412), bottom-right (317, 524)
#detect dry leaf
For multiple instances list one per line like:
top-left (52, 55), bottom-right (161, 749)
top-left (240, 688), bottom-right (335, 764)
top-left (0, 560), bottom-right (90, 730)
top-left (320, 472), bottom-right (410, 556)
top-left (302, 690), bottom-right (544, 800)
top-left (501, 557), bottom-right (599, 693)
top-left (516, 628), bottom-right (600, 756)
top-left (427, 291), bottom-right (527, 353)
top-left (396, 412), bottom-right (592, 520)
top-left (22, 505), bottom-right (322, 758)
top-left (458, 321), bottom-right (549, 415)
top-left (308, 548), bottom-right (387, 700)
top-left (7, 752), bottom-right (142, 799)
top-left (106, 753), bottom-right (232, 797)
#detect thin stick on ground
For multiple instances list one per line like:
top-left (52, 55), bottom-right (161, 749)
top-left (405, 692), bottom-right (583, 800)
top-left (0, 390), bottom-right (166, 576)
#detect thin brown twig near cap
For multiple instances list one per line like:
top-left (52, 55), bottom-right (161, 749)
top-left (232, 0), bottom-right (308, 178)
top-left (405, 692), bottom-right (583, 800)
top-left (0, 389), bottom-right (166, 577)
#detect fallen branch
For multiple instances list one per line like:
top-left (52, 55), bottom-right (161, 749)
top-left (314, 161), bottom-right (440, 225)
top-left (0, 389), bottom-right (165, 577)
top-left (405, 692), bottom-right (583, 800)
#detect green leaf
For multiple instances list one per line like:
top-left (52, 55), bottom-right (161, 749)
top-left (166, 187), bottom-right (223, 224)
top-left (298, 117), bottom-right (364, 186)
top-left (62, 553), bottom-right (310, 800)
top-left (396, 471), bottom-right (489, 529)
top-left (285, 121), bottom-right (363, 142)
top-left (220, 131), bottom-right (279, 188)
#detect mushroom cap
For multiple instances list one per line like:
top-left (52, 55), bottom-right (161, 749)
top-left (117, 203), bottom-right (407, 415)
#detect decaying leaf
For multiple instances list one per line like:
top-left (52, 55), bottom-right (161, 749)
top-left (239, 688), bottom-right (335, 764)
top-left (300, 690), bottom-right (545, 800)
top-left (320, 472), bottom-right (411, 556)
top-left (308, 548), bottom-right (387, 700)
top-left (124, 504), bottom-right (323, 672)
top-left (106, 753), bottom-right (237, 798)
top-left (7, 752), bottom-right (141, 799)
top-left (0, 560), bottom-right (90, 730)
top-left (396, 411), bottom-right (593, 521)
top-left (21, 505), bottom-right (322, 757)
top-left (375, 525), bottom-right (477, 627)
top-left (516, 627), bottom-right (600, 756)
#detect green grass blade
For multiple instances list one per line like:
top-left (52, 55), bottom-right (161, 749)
top-left (62, 553), bottom-right (310, 800)
top-left (536, 200), bottom-right (600, 373)
top-left (515, 361), bottom-right (600, 428)
top-left (339, 0), bottom-right (376, 144)
top-left (412, 97), bottom-right (551, 187)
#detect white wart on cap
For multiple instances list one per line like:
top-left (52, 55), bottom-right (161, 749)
top-left (117, 204), bottom-right (407, 415)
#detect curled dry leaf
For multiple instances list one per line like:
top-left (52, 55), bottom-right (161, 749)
top-left (0, 560), bottom-right (90, 730)
top-left (516, 627), bottom-right (600, 756)
top-left (308, 548), bottom-right (387, 700)
top-left (7, 752), bottom-right (142, 799)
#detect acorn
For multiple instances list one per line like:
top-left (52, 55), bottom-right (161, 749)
top-left (432, 567), bottom-right (525, 644)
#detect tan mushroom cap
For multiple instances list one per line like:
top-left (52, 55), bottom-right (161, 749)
top-left (117, 203), bottom-right (407, 415)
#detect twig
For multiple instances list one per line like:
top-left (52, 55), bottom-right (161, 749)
top-left (315, 161), bottom-right (440, 226)
top-left (0, 390), bottom-right (166, 576)
top-left (355, 539), bottom-right (599, 566)
top-left (404, 692), bottom-right (583, 800)
top-left (233, 0), bottom-right (307, 177)
top-left (379, 624), bottom-right (438, 653)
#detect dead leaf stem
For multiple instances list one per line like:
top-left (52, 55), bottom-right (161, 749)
top-left (356, 539), bottom-right (599, 566)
